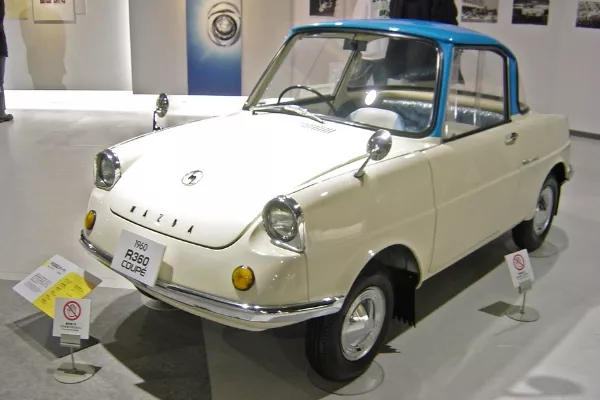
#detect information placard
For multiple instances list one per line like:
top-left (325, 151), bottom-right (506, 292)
top-left (52, 298), bottom-right (92, 340)
top-left (505, 249), bottom-right (535, 289)
top-left (13, 255), bottom-right (102, 318)
top-left (110, 230), bottom-right (166, 287)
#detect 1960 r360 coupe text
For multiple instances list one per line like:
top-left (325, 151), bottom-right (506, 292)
top-left (80, 20), bottom-right (573, 382)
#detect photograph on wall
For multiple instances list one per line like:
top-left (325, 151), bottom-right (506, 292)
top-left (461, 0), bottom-right (499, 23)
top-left (576, 1), bottom-right (600, 29)
top-left (186, 0), bottom-right (242, 95)
top-left (512, 0), bottom-right (549, 25)
top-left (32, 0), bottom-right (76, 22)
top-left (310, 0), bottom-right (337, 16)
top-left (6, 0), bottom-right (28, 19)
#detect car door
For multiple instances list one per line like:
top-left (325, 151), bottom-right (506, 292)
top-left (425, 47), bottom-right (523, 274)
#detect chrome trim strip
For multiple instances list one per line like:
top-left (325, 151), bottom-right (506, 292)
top-left (94, 149), bottom-right (121, 191)
top-left (522, 156), bottom-right (539, 165)
top-left (79, 231), bottom-right (344, 324)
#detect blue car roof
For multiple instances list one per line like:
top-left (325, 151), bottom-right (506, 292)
top-left (292, 19), bottom-right (513, 56)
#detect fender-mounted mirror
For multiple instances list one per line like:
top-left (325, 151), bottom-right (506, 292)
top-left (153, 93), bottom-right (169, 131)
top-left (354, 129), bottom-right (392, 178)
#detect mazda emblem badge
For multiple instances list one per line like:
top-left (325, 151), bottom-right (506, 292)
top-left (182, 170), bottom-right (204, 186)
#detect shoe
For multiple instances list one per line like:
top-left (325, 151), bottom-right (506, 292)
top-left (0, 114), bottom-right (13, 122)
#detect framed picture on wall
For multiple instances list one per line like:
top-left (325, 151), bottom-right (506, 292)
top-left (32, 0), bottom-right (76, 22)
top-left (576, 1), bottom-right (600, 29)
top-left (461, 0), bottom-right (499, 23)
top-left (512, 0), bottom-right (550, 26)
top-left (310, 0), bottom-right (337, 17)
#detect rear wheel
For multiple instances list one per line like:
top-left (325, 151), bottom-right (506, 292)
top-left (305, 268), bottom-right (394, 382)
top-left (512, 174), bottom-right (559, 251)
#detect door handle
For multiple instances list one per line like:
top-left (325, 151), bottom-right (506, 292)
top-left (505, 132), bottom-right (519, 145)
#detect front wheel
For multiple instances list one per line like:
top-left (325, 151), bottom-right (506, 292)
top-left (305, 269), bottom-right (394, 382)
top-left (512, 174), bottom-right (559, 251)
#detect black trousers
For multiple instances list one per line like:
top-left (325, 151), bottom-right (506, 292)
top-left (0, 56), bottom-right (6, 114)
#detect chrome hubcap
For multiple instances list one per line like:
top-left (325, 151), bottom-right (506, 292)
top-left (340, 287), bottom-right (386, 361)
top-left (533, 186), bottom-right (554, 235)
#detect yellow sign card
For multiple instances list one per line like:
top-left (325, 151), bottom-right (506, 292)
top-left (13, 255), bottom-right (102, 318)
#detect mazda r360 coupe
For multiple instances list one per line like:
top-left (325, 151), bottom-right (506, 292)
top-left (80, 19), bottom-right (573, 382)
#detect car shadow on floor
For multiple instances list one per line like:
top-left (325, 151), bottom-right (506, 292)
top-left (96, 296), bottom-right (213, 400)
top-left (387, 228), bottom-right (567, 346)
top-left (94, 228), bottom-right (567, 400)
top-left (95, 292), bottom-right (326, 400)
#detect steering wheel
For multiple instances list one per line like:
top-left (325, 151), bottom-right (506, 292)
top-left (277, 85), bottom-right (338, 116)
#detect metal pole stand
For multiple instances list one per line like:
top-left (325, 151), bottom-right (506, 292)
top-left (506, 280), bottom-right (540, 322)
top-left (53, 334), bottom-right (96, 384)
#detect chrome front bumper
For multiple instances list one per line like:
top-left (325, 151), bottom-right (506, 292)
top-left (79, 231), bottom-right (344, 326)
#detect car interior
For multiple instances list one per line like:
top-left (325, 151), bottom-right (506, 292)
top-left (254, 33), bottom-right (509, 139)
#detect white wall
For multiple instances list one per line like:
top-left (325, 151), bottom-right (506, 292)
top-left (458, 0), bottom-right (600, 134)
top-left (4, 0), bottom-right (132, 91)
top-left (240, 0), bottom-right (293, 95)
top-left (129, 0), bottom-right (188, 95)
top-left (3, 0), bottom-right (598, 134)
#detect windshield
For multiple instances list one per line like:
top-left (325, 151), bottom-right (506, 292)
top-left (245, 31), bottom-right (441, 137)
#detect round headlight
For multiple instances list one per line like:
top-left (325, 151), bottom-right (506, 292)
top-left (94, 150), bottom-right (121, 190)
top-left (262, 196), bottom-right (302, 242)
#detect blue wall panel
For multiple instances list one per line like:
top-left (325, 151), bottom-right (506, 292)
top-left (186, 0), bottom-right (242, 95)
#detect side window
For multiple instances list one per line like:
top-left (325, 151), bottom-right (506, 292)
top-left (443, 48), bottom-right (508, 140)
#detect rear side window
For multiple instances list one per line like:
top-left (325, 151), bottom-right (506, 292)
top-left (443, 48), bottom-right (508, 140)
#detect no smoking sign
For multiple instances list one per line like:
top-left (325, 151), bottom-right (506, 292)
top-left (64, 301), bottom-right (82, 321)
top-left (53, 298), bottom-right (92, 340)
top-left (513, 254), bottom-right (526, 271)
top-left (505, 249), bottom-right (535, 289)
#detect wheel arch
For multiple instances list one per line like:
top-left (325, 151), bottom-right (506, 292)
top-left (358, 243), bottom-right (422, 327)
top-left (549, 161), bottom-right (568, 215)
top-left (550, 161), bottom-right (567, 186)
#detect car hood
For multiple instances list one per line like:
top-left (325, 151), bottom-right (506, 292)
top-left (107, 111), bottom-right (422, 248)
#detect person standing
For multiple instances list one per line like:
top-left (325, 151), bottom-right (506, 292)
top-left (0, 0), bottom-right (12, 122)
top-left (350, 0), bottom-right (391, 86)
top-left (384, 0), bottom-right (462, 83)
top-left (388, 0), bottom-right (458, 25)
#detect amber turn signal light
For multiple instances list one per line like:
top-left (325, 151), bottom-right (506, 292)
top-left (84, 210), bottom-right (97, 230)
top-left (232, 266), bottom-right (255, 291)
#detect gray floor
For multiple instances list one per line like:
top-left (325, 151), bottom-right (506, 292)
top-left (0, 110), bottom-right (599, 400)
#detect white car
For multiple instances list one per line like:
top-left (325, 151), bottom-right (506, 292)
top-left (80, 20), bottom-right (573, 382)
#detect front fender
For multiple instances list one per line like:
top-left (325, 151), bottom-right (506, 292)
top-left (291, 151), bottom-right (436, 302)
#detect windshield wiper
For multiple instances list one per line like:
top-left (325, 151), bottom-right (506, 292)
top-left (251, 104), bottom-right (324, 124)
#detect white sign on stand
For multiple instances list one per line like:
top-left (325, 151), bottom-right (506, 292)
top-left (505, 249), bottom-right (535, 289)
top-left (110, 230), bottom-right (166, 287)
top-left (52, 298), bottom-right (92, 340)
top-left (504, 249), bottom-right (539, 323)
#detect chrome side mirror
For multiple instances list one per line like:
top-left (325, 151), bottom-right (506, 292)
top-left (354, 129), bottom-right (392, 179)
top-left (153, 93), bottom-right (169, 131)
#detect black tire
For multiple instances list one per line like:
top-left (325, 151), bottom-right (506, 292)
top-left (305, 268), bottom-right (394, 382)
top-left (512, 174), bottom-right (559, 252)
